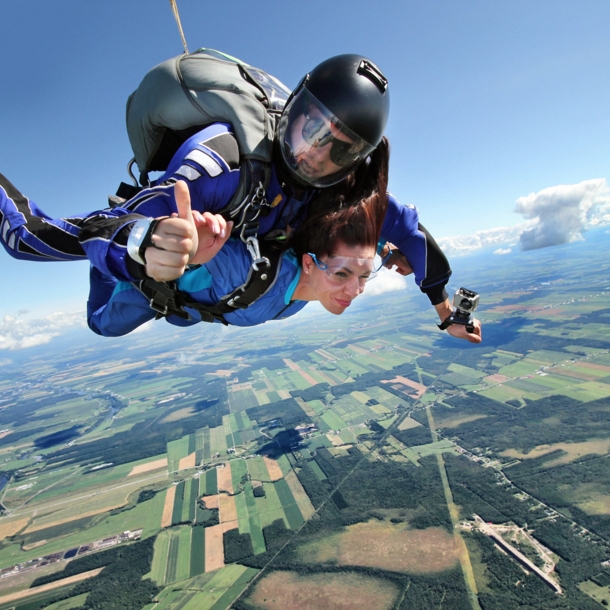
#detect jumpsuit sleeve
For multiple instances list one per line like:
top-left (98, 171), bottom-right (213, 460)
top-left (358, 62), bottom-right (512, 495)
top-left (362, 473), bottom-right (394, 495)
top-left (0, 172), bottom-right (87, 261)
top-left (78, 125), bottom-right (241, 282)
top-left (380, 194), bottom-right (452, 305)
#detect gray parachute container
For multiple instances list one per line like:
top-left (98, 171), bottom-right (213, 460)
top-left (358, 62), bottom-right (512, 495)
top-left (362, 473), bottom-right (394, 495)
top-left (126, 48), bottom-right (291, 183)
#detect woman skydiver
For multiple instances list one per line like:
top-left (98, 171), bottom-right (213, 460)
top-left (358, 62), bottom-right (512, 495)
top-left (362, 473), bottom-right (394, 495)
top-left (86, 181), bottom-right (386, 336)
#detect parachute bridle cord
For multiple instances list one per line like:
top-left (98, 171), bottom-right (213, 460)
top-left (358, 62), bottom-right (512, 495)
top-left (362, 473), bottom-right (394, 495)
top-left (169, 0), bottom-right (189, 55)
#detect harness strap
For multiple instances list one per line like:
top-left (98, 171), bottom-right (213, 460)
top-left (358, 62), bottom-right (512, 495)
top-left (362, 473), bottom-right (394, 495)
top-left (134, 239), bottom-right (286, 325)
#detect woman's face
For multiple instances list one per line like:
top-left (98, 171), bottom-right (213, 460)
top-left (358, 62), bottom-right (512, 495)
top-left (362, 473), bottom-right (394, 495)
top-left (303, 241), bottom-right (376, 315)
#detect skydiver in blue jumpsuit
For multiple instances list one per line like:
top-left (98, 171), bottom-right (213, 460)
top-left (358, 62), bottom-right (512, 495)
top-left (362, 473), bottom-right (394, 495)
top-left (0, 54), bottom-right (482, 343)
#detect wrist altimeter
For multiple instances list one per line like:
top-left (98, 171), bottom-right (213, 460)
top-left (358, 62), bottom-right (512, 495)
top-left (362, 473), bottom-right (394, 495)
top-left (438, 287), bottom-right (479, 333)
top-left (127, 217), bottom-right (164, 265)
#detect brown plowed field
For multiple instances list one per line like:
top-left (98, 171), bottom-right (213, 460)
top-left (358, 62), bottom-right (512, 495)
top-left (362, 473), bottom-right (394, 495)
top-left (381, 375), bottom-right (427, 398)
top-left (298, 370), bottom-right (318, 386)
top-left (580, 363), bottom-right (610, 373)
top-left (203, 494), bottom-right (219, 509)
top-left (283, 359), bottom-right (299, 371)
top-left (216, 465), bottom-right (234, 493)
top-left (263, 457), bottom-right (283, 481)
top-left (247, 570), bottom-right (399, 610)
top-left (178, 452), bottom-right (196, 471)
top-left (299, 521), bottom-right (459, 573)
top-left (285, 471), bottom-right (315, 520)
top-left (484, 374), bottom-right (511, 383)
top-left (0, 568), bottom-right (104, 605)
top-left (0, 518), bottom-right (29, 539)
top-left (219, 493), bottom-right (238, 524)
top-left (128, 457), bottom-right (168, 476)
top-left (161, 486), bottom-right (176, 528)
top-left (205, 524), bottom-right (225, 572)
top-left (398, 416), bottom-right (422, 430)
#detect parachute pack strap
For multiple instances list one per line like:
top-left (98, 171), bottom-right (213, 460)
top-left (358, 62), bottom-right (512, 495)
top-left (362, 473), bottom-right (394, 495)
top-left (222, 158), bottom-right (272, 233)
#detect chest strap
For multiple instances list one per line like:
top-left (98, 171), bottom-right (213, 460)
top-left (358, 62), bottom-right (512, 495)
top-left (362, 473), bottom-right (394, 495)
top-left (134, 239), bottom-right (286, 325)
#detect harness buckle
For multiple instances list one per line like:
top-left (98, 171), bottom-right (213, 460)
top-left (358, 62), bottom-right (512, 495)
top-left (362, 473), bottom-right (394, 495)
top-left (244, 236), bottom-right (270, 272)
top-left (149, 298), bottom-right (169, 317)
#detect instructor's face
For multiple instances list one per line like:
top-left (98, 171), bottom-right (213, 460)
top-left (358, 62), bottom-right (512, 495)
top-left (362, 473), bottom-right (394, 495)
top-left (289, 109), bottom-right (357, 181)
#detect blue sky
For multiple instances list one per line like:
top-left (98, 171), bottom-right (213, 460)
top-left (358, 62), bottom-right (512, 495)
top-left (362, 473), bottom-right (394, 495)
top-left (0, 0), bottom-right (608, 343)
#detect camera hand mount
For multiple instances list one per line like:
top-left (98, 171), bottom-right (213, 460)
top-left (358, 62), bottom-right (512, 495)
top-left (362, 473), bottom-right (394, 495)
top-left (438, 287), bottom-right (479, 333)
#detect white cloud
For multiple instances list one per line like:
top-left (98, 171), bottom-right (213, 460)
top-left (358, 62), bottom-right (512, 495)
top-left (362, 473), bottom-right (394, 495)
top-left (438, 178), bottom-right (610, 256)
top-left (0, 310), bottom-right (87, 350)
top-left (360, 267), bottom-right (408, 297)
top-left (130, 319), bottom-right (155, 334)
top-left (494, 248), bottom-right (512, 255)
top-left (438, 223), bottom-right (529, 257)
top-left (515, 178), bottom-right (610, 250)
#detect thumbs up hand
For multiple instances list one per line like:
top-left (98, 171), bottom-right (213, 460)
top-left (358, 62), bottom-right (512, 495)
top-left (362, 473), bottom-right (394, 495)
top-left (143, 181), bottom-right (230, 281)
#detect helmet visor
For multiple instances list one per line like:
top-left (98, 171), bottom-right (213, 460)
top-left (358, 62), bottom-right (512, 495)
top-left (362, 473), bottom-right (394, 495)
top-left (279, 89), bottom-right (377, 187)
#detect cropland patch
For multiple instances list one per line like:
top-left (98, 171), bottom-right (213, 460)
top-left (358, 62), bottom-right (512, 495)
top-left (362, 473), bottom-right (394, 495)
top-left (203, 493), bottom-right (220, 509)
top-left (205, 523), bottom-right (225, 572)
top-left (436, 414), bottom-right (488, 429)
top-left (219, 493), bottom-right (238, 525)
top-left (501, 438), bottom-right (610, 467)
top-left (285, 470), bottom-right (315, 520)
top-left (217, 464), bottom-right (234, 493)
top-left (178, 452), bottom-right (196, 471)
top-left (128, 457), bottom-right (168, 476)
top-left (247, 570), bottom-right (400, 610)
top-left (0, 518), bottom-right (29, 539)
top-left (0, 567), bottom-right (103, 606)
top-left (398, 416), bottom-right (422, 430)
top-left (160, 406), bottom-right (196, 423)
top-left (485, 374), bottom-right (511, 383)
top-left (297, 521), bottom-right (459, 573)
top-left (161, 485), bottom-right (176, 528)
top-left (381, 375), bottom-right (427, 399)
top-left (263, 456), bottom-right (284, 481)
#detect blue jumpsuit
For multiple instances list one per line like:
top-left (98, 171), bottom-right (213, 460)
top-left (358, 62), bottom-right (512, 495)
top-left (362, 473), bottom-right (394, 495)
top-left (87, 241), bottom-right (306, 337)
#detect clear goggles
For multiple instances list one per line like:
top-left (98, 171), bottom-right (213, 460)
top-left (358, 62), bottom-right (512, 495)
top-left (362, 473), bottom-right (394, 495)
top-left (278, 89), bottom-right (376, 187)
top-left (308, 250), bottom-right (392, 286)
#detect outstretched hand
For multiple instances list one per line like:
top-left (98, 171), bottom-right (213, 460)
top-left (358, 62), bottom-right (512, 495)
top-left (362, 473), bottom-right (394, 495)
top-left (434, 298), bottom-right (482, 344)
top-left (381, 244), bottom-right (413, 276)
top-left (144, 181), bottom-right (232, 281)
top-left (446, 318), bottom-right (483, 344)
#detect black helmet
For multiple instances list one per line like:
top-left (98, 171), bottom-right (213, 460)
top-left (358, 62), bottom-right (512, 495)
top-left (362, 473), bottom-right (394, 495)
top-left (278, 54), bottom-right (390, 188)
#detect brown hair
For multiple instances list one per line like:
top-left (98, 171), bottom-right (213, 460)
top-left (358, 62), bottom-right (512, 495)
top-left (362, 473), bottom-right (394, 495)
top-left (288, 137), bottom-right (390, 260)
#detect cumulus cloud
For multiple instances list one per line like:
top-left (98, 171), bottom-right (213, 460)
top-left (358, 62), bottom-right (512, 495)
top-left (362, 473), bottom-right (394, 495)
top-left (515, 178), bottom-right (610, 250)
top-left (438, 224), bottom-right (529, 258)
top-left (437, 178), bottom-right (610, 256)
top-left (0, 310), bottom-right (87, 350)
